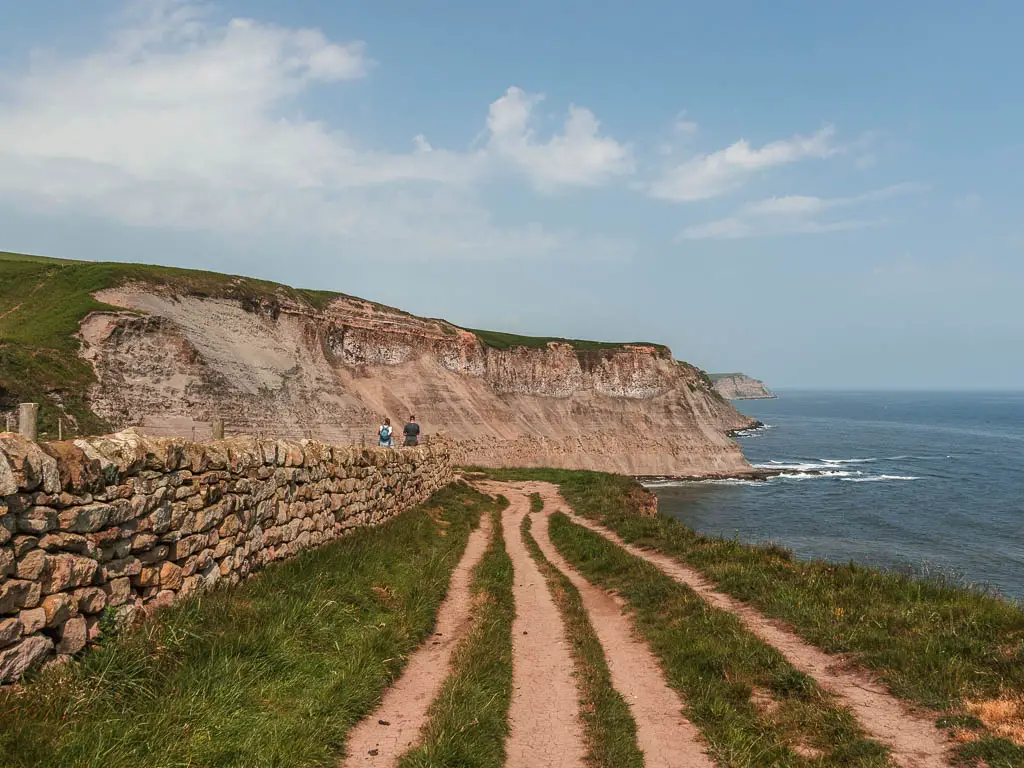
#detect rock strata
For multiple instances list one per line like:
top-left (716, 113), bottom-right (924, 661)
top-left (0, 430), bottom-right (452, 683)
top-left (80, 287), bottom-right (757, 477)
top-left (710, 373), bottom-right (775, 400)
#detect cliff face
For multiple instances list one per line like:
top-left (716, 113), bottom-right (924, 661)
top-left (711, 373), bottom-right (775, 401)
top-left (77, 285), bottom-right (757, 477)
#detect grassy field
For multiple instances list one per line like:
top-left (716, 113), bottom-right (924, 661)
top-left (398, 498), bottom-right (514, 768)
top-left (0, 483), bottom-right (496, 768)
top-left (521, 507), bottom-right (645, 768)
top-left (474, 467), bottom-right (1024, 766)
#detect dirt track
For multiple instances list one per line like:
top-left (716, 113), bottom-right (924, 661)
top-left (562, 506), bottom-right (953, 768)
top-left (341, 481), bottom-right (955, 767)
top-left (341, 513), bottom-right (493, 767)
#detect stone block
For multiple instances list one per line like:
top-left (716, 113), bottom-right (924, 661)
top-left (103, 556), bottom-right (142, 580)
top-left (73, 587), bottom-right (107, 614)
top-left (16, 548), bottom-right (48, 580)
top-left (133, 566), bottom-right (161, 588)
top-left (40, 554), bottom-right (98, 594)
top-left (58, 504), bottom-right (112, 534)
top-left (16, 507), bottom-right (58, 535)
top-left (0, 546), bottom-right (12, 577)
top-left (0, 579), bottom-right (41, 614)
top-left (0, 634), bottom-right (54, 683)
top-left (0, 617), bottom-right (23, 648)
top-left (101, 577), bottom-right (132, 607)
top-left (41, 593), bottom-right (78, 627)
top-left (19, 607), bottom-right (46, 635)
top-left (56, 616), bottom-right (88, 654)
top-left (158, 561), bottom-right (183, 591)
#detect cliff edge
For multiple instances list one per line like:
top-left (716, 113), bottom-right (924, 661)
top-left (710, 373), bottom-right (775, 400)
top-left (0, 252), bottom-right (757, 477)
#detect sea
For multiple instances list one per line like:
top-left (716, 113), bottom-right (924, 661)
top-left (649, 391), bottom-right (1024, 601)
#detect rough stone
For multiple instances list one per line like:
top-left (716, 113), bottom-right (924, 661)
top-left (102, 577), bottom-right (132, 607)
top-left (41, 593), bottom-right (78, 627)
top-left (19, 607), bottom-right (46, 635)
top-left (73, 587), bottom-right (107, 614)
top-left (56, 616), bottom-right (88, 655)
top-left (0, 579), bottom-right (41, 614)
top-left (159, 561), bottom-right (184, 591)
top-left (40, 554), bottom-right (98, 594)
top-left (0, 635), bottom-right (54, 683)
top-left (0, 617), bottom-right (23, 648)
top-left (16, 548), bottom-right (48, 580)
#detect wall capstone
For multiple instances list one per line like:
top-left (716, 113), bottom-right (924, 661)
top-left (0, 429), bottom-right (453, 682)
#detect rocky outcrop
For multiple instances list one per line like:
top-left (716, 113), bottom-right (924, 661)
top-left (0, 430), bottom-right (452, 682)
top-left (710, 373), bottom-right (775, 401)
top-left (77, 285), bottom-right (757, 477)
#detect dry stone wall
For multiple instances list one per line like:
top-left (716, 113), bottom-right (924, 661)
top-left (0, 430), bottom-right (453, 683)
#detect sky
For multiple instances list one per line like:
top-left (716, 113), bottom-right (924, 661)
top-left (0, 0), bottom-right (1021, 390)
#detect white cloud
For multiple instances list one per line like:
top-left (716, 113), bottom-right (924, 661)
top-left (484, 87), bottom-right (633, 190)
top-left (651, 126), bottom-right (837, 202)
top-left (678, 183), bottom-right (923, 240)
top-left (0, 1), bottom-right (631, 259)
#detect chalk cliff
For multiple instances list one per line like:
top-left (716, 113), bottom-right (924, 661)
top-left (710, 373), bottom-right (775, 401)
top-left (77, 285), bottom-right (757, 477)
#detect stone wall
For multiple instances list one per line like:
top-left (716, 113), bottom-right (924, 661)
top-left (0, 430), bottom-right (453, 683)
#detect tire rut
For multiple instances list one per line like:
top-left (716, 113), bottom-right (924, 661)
top-left (523, 482), bottom-right (716, 768)
top-left (564, 508), bottom-right (954, 768)
top-left (494, 485), bottom-right (588, 768)
top-left (341, 513), bottom-right (493, 767)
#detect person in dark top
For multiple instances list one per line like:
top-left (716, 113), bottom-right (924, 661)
top-left (403, 415), bottom-right (421, 447)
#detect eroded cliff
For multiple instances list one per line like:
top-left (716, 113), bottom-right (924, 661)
top-left (77, 284), bottom-right (756, 477)
top-left (710, 373), bottom-right (775, 401)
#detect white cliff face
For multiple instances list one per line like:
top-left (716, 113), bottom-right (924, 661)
top-left (79, 286), bottom-right (758, 477)
top-left (711, 374), bottom-right (775, 400)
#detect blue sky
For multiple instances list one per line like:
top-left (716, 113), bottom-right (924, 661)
top-left (1, 0), bottom-right (1021, 389)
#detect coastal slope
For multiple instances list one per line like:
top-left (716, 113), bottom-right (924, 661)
top-left (710, 372), bottom-right (775, 400)
top-left (1, 252), bottom-right (756, 476)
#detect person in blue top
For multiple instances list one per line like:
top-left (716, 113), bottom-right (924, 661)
top-left (377, 417), bottom-right (394, 448)
top-left (403, 415), bottom-right (421, 447)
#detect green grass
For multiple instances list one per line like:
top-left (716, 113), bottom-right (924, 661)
top-left (398, 497), bottom-right (514, 768)
top-left (465, 327), bottom-right (669, 355)
top-left (520, 509), bottom-right (645, 768)
top-left (0, 482), bottom-right (494, 768)
top-left (548, 511), bottom-right (889, 767)
top-left (472, 467), bottom-right (1024, 766)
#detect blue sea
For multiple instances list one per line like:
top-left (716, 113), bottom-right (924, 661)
top-left (650, 391), bottom-right (1024, 601)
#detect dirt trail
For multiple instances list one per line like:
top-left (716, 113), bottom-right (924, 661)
top-left (521, 482), bottom-right (716, 768)
top-left (565, 511), bottom-right (953, 768)
top-left (341, 513), bottom-right (493, 767)
top-left (484, 484), bottom-right (588, 768)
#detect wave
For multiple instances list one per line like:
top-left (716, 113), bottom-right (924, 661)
top-left (841, 475), bottom-right (921, 483)
top-left (820, 457), bottom-right (877, 465)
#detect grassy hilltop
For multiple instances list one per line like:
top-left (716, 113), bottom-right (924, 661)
top-left (0, 251), bottom-right (666, 440)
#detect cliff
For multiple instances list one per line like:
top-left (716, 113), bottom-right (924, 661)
top-left (0, 252), bottom-right (757, 477)
top-left (710, 373), bottom-right (775, 401)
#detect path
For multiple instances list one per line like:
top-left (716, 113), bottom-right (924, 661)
top-left (496, 485), bottom-right (588, 768)
top-left (564, 509), bottom-right (953, 768)
top-left (341, 513), bottom-right (493, 767)
top-left (521, 482), bottom-right (716, 768)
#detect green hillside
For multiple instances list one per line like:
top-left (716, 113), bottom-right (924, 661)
top-left (0, 251), bottom-right (667, 440)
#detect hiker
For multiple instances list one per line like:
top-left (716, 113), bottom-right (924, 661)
top-left (403, 415), bottom-right (421, 447)
top-left (377, 417), bottom-right (394, 448)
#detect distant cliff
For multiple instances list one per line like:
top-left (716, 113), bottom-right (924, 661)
top-left (710, 373), bottom-right (775, 400)
top-left (1, 252), bottom-right (758, 477)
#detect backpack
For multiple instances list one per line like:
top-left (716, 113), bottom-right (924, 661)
top-left (379, 425), bottom-right (391, 441)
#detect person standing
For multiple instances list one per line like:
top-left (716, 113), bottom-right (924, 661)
top-left (403, 415), bottom-right (421, 447)
top-left (378, 417), bottom-right (394, 448)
